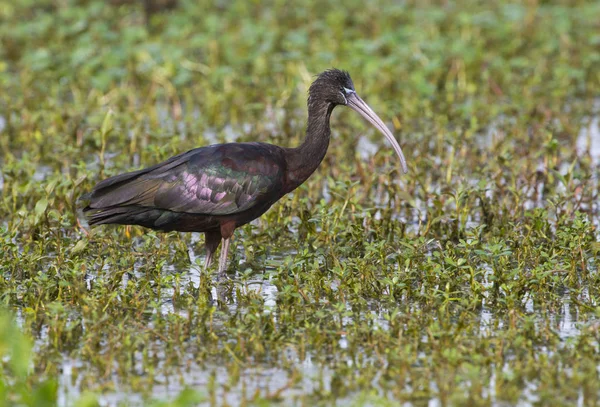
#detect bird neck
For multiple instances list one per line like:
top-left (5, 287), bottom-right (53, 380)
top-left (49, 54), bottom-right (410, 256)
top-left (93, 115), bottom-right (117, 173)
top-left (284, 99), bottom-right (334, 192)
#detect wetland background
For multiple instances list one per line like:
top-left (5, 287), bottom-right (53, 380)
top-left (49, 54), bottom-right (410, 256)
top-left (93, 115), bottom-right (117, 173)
top-left (1, 0), bottom-right (600, 405)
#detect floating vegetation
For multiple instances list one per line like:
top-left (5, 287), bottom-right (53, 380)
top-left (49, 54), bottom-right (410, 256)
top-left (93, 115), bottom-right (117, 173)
top-left (1, 0), bottom-right (600, 405)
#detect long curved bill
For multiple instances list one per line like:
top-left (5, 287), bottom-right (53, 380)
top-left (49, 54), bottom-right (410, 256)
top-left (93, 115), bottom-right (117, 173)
top-left (346, 92), bottom-right (408, 173)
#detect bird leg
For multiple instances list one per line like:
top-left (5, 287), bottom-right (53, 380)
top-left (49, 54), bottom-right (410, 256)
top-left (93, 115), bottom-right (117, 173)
top-left (204, 251), bottom-right (213, 271)
top-left (217, 237), bottom-right (231, 281)
top-left (216, 220), bottom-right (236, 281)
top-left (203, 231), bottom-right (221, 272)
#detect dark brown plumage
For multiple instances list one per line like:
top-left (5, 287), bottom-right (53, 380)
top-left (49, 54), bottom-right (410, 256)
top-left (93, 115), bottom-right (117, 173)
top-left (82, 69), bottom-right (408, 278)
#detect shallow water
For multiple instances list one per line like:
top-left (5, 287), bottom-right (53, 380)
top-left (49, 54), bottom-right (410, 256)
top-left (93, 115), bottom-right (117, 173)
top-left (8, 113), bottom-right (599, 405)
top-left (3, 2), bottom-right (600, 405)
top-left (3, 85), bottom-right (599, 406)
top-left (56, 113), bottom-right (600, 405)
top-left (39, 239), bottom-right (592, 406)
top-left (577, 115), bottom-right (600, 166)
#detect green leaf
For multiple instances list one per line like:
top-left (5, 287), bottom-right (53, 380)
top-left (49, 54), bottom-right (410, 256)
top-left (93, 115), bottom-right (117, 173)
top-left (100, 109), bottom-right (113, 137)
top-left (0, 311), bottom-right (32, 379)
top-left (74, 391), bottom-right (100, 407)
top-left (71, 239), bottom-right (88, 255)
top-left (34, 197), bottom-right (49, 219)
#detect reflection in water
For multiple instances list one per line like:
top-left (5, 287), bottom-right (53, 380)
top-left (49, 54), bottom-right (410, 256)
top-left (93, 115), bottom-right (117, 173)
top-left (50, 245), bottom-right (589, 406)
top-left (577, 116), bottom-right (600, 165)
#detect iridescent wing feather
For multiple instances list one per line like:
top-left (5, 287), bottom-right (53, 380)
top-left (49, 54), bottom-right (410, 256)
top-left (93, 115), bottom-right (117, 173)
top-left (84, 143), bottom-right (286, 218)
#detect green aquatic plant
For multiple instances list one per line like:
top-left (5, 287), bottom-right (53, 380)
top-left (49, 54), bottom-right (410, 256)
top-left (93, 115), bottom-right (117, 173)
top-left (1, 0), bottom-right (600, 405)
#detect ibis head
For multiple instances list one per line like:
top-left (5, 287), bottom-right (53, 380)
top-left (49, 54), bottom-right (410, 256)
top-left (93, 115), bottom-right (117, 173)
top-left (308, 69), bottom-right (408, 173)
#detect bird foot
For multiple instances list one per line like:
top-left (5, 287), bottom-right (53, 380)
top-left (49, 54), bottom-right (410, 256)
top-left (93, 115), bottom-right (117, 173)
top-left (211, 278), bottom-right (231, 307)
top-left (216, 270), bottom-right (230, 283)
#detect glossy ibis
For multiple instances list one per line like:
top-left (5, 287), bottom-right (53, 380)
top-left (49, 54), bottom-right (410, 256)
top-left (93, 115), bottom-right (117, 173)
top-left (83, 69), bottom-right (408, 279)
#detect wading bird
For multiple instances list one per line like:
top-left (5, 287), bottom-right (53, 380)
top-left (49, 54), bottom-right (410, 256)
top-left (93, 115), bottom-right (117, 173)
top-left (83, 69), bottom-right (408, 279)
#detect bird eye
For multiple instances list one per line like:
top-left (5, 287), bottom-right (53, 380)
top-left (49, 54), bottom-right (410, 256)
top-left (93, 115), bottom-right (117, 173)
top-left (343, 87), bottom-right (354, 94)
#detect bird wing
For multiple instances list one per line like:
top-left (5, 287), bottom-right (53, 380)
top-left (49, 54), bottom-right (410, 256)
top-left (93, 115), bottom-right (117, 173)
top-left (86, 143), bottom-right (286, 216)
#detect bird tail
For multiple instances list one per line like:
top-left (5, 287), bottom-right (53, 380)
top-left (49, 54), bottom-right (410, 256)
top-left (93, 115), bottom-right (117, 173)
top-left (79, 179), bottom-right (161, 228)
top-left (83, 205), bottom-right (150, 226)
top-left (81, 191), bottom-right (184, 231)
top-left (78, 150), bottom-right (193, 230)
top-left (78, 163), bottom-right (160, 225)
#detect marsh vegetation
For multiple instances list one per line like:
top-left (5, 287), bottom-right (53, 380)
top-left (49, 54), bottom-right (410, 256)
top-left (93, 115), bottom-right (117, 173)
top-left (1, 0), bottom-right (600, 405)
